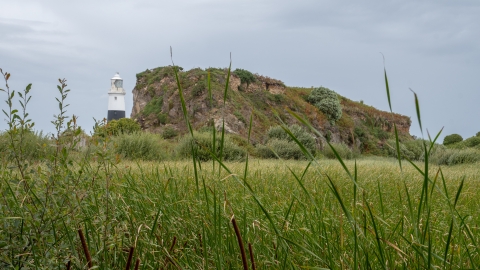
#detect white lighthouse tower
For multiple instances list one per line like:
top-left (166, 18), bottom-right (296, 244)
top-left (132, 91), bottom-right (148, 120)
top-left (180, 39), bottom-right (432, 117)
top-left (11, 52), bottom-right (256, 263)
top-left (107, 72), bottom-right (126, 121)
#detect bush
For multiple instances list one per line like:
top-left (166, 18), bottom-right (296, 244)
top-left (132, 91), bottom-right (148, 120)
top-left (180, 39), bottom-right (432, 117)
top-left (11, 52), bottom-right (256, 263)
top-left (447, 149), bottom-right (480, 165)
top-left (229, 134), bottom-right (256, 155)
top-left (192, 80), bottom-right (206, 97)
top-left (267, 93), bottom-right (285, 103)
top-left (386, 140), bottom-right (479, 164)
top-left (267, 125), bottom-right (316, 155)
top-left (443, 134), bottom-right (463, 145)
top-left (384, 140), bottom-right (414, 160)
top-left (256, 139), bottom-right (306, 160)
top-left (113, 132), bottom-right (168, 160)
top-left (432, 148), bottom-right (480, 165)
top-left (233, 69), bottom-right (256, 89)
top-left (307, 87), bottom-right (342, 124)
top-left (464, 136), bottom-right (480, 147)
top-left (371, 127), bottom-right (390, 140)
top-left (95, 118), bottom-right (141, 137)
top-left (385, 139), bottom-right (427, 160)
top-left (477, 131), bottom-right (480, 137)
top-left (428, 146), bottom-right (480, 165)
top-left (157, 113), bottom-right (168, 125)
top-left (403, 139), bottom-right (427, 160)
top-left (0, 131), bottom-right (54, 162)
top-left (307, 86), bottom-right (335, 103)
top-left (162, 126), bottom-right (178, 139)
top-left (255, 144), bottom-right (275, 159)
top-left (322, 143), bottom-right (356, 160)
top-left (176, 132), bottom-right (245, 161)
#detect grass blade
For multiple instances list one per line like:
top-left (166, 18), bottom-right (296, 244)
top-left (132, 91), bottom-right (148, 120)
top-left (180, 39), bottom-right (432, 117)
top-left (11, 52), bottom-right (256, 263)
top-left (150, 209), bottom-right (161, 237)
top-left (443, 219), bottom-right (454, 267)
top-left (453, 177), bottom-right (465, 208)
top-left (410, 88), bottom-right (423, 135)
top-left (384, 69), bottom-right (392, 112)
top-left (365, 199), bottom-right (386, 269)
top-left (326, 175), bottom-right (355, 228)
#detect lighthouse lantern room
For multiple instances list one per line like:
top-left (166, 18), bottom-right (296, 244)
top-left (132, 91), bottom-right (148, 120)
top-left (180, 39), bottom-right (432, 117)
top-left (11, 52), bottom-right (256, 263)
top-left (107, 72), bottom-right (126, 121)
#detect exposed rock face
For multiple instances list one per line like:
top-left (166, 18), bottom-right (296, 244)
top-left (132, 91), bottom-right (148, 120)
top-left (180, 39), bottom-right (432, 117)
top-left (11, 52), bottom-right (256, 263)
top-left (266, 84), bottom-right (285, 95)
top-left (343, 104), bottom-right (411, 134)
top-left (227, 73), bottom-right (286, 94)
top-left (131, 66), bottom-right (412, 150)
top-left (131, 84), bottom-right (147, 118)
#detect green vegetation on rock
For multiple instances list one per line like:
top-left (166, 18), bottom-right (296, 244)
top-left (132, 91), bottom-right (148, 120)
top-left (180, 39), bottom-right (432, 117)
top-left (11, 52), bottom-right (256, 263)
top-left (142, 96), bottom-right (163, 116)
top-left (233, 68), bottom-right (256, 90)
top-left (131, 67), bottom-right (415, 157)
top-left (307, 86), bottom-right (342, 124)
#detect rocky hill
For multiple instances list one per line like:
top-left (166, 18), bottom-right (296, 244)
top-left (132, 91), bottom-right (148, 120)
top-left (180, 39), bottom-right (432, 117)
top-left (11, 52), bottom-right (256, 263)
top-left (131, 66), bottom-right (412, 154)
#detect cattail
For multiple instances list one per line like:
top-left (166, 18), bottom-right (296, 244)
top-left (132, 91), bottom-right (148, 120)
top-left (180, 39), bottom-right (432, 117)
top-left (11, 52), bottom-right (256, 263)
top-left (232, 217), bottom-right (248, 270)
top-left (78, 229), bottom-right (92, 268)
top-left (125, 246), bottom-right (134, 270)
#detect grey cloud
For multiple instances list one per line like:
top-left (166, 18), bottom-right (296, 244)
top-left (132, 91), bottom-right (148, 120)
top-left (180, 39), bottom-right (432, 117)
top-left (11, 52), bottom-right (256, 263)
top-left (1, 0), bottom-right (479, 140)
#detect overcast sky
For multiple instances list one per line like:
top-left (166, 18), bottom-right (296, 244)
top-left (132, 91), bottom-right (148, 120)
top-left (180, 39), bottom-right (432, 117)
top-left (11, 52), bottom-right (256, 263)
top-left (1, 0), bottom-right (479, 140)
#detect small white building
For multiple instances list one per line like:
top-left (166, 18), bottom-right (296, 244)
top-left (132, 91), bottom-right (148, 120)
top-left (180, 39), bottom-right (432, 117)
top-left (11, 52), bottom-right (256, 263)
top-left (107, 72), bottom-right (126, 121)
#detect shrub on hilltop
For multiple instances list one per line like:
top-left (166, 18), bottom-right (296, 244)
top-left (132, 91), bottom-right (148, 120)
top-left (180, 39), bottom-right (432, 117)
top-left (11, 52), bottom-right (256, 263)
top-left (443, 134), bottom-right (463, 146)
top-left (233, 68), bottom-right (256, 90)
top-left (464, 136), bottom-right (480, 147)
top-left (307, 87), bottom-right (342, 124)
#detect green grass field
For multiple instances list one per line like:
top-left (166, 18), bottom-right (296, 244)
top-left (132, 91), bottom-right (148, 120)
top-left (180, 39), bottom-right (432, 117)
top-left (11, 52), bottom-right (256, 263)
top-left (2, 156), bottom-right (480, 269)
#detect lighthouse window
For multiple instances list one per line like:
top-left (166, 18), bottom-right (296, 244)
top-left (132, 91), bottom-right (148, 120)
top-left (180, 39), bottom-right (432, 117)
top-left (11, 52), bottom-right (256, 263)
top-left (115, 97), bottom-right (117, 100)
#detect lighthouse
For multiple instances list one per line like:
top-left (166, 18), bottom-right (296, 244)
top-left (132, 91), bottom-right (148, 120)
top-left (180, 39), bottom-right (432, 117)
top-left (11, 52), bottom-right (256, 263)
top-left (107, 72), bottom-right (126, 121)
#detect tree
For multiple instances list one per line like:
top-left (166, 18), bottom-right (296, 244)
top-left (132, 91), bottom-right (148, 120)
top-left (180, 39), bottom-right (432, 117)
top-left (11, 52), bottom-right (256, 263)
top-left (443, 134), bottom-right (463, 145)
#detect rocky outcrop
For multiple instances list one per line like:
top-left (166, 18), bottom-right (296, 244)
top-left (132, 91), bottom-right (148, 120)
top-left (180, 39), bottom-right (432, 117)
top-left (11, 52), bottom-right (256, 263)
top-left (130, 66), bottom-right (412, 149)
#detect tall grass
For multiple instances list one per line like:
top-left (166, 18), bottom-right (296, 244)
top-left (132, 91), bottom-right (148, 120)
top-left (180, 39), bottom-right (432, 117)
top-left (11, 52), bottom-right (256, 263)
top-left (113, 131), bottom-right (171, 160)
top-left (176, 131), bottom-right (246, 161)
top-left (1, 57), bottom-right (479, 269)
